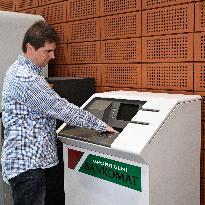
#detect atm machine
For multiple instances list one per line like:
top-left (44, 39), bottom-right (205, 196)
top-left (58, 91), bottom-right (201, 205)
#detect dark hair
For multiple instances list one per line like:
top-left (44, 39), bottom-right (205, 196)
top-left (22, 20), bottom-right (59, 53)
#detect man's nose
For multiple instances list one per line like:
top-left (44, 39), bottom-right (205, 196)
top-left (50, 51), bottom-right (55, 59)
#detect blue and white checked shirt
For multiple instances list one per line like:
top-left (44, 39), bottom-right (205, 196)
top-left (1, 54), bottom-right (106, 183)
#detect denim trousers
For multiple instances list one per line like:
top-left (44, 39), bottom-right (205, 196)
top-left (9, 168), bottom-right (46, 205)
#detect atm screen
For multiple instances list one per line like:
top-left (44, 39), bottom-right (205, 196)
top-left (116, 103), bottom-right (139, 121)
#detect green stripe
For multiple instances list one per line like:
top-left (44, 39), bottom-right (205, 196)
top-left (79, 154), bottom-right (141, 191)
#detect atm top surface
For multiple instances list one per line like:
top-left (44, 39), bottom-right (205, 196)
top-left (57, 91), bottom-right (201, 153)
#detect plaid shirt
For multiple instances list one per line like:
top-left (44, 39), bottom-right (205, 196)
top-left (1, 54), bottom-right (106, 183)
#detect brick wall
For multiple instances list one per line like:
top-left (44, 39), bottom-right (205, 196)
top-left (12, 0), bottom-right (205, 204)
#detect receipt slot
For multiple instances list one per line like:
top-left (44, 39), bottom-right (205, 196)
top-left (57, 91), bottom-right (201, 205)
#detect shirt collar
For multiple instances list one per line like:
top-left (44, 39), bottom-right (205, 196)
top-left (18, 54), bottom-right (41, 75)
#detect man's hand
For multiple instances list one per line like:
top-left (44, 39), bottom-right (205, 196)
top-left (106, 125), bottom-right (119, 133)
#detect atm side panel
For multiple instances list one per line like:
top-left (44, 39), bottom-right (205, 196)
top-left (141, 100), bottom-right (201, 205)
top-left (63, 144), bottom-right (149, 205)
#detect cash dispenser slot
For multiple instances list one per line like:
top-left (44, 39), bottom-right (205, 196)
top-left (59, 98), bottom-right (147, 147)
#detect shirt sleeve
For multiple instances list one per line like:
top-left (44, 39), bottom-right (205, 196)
top-left (23, 75), bottom-right (107, 132)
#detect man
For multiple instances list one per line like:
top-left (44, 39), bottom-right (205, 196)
top-left (1, 20), bottom-right (116, 205)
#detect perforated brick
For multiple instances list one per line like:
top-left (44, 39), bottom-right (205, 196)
top-left (51, 23), bottom-right (68, 43)
top-left (142, 0), bottom-right (193, 10)
top-left (50, 44), bottom-right (69, 65)
top-left (20, 7), bottom-right (40, 15)
top-left (96, 87), bottom-right (140, 92)
top-left (194, 32), bottom-right (205, 61)
top-left (100, 0), bottom-right (141, 16)
top-left (201, 150), bottom-right (205, 178)
top-left (202, 122), bottom-right (205, 150)
top-left (195, 1), bottom-right (205, 32)
top-left (101, 64), bottom-right (141, 88)
top-left (0, 0), bottom-right (14, 11)
top-left (101, 12), bottom-right (141, 40)
top-left (48, 65), bottom-right (69, 77)
top-left (38, 2), bottom-right (67, 24)
top-left (69, 64), bottom-right (102, 86)
top-left (142, 33), bottom-right (193, 62)
top-left (101, 38), bottom-right (141, 63)
top-left (67, 0), bottom-right (100, 21)
top-left (201, 178), bottom-right (205, 205)
top-left (68, 42), bottom-right (101, 64)
top-left (15, 0), bottom-right (38, 11)
top-left (194, 92), bottom-right (205, 121)
top-left (39, 0), bottom-right (64, 6)
top-left (142, 3), bottom-right (194, 36)
top-left (141, 89), bottom-right (193, 94)
top-left (194, 63), bottom-right (205, 92)
top-left (68, 18), bottom-right (100, 43)
top-left (142, 63), bottom-right (193, 90)
top-left (202, 94), bottom-right (205, 122)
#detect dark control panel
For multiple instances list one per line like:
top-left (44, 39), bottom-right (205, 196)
top-left (59, 127), bottom-right (119, 147)
top-left (85, 97), bottom-right (147, 131)
top-left (58, 97), bottom-right (147, 147)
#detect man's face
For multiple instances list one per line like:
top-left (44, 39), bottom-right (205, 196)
top-left (28, 41), bottom-right (56, 68)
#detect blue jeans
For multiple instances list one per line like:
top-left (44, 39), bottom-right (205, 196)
top-left (9, 169), bottom-right (46, 205)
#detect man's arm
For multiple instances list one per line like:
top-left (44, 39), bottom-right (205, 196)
top-left (23, 75), bottom-right (116, 132)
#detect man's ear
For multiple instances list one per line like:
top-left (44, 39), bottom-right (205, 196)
top-left (26, 43), bottom-right (34, 54)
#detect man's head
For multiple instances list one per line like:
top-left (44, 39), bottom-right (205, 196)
top-left (22, 20), bottom-right (59, 68)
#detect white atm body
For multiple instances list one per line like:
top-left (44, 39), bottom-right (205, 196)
top-left (58, 91), bottom-right (201, 205)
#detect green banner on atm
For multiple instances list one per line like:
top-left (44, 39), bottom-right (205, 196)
top-left (79, 154), bottom-right (142, 191)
